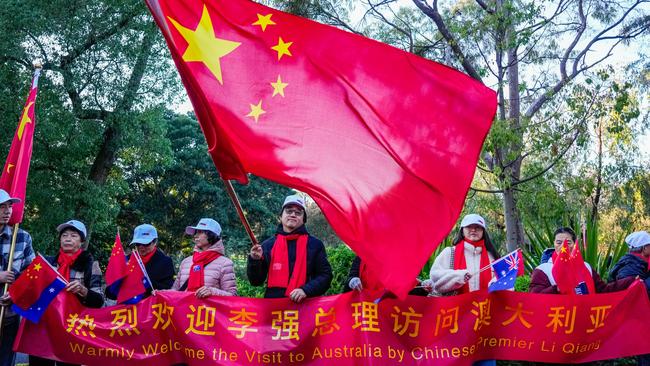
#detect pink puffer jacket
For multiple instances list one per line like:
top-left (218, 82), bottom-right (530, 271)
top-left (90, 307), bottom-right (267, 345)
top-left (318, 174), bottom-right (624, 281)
top-left (172, 240), bottom-right (237, 296)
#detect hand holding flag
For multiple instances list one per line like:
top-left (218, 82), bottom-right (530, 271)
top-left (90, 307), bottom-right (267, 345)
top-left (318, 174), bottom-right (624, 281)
top-left (488, 249), bottom-right (523, 292)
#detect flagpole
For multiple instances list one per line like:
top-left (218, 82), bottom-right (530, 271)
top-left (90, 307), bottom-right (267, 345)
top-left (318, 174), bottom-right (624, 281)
top-left (474, 248), bottom-right (522, 275)
top-left (222, 179), bottom-right (258, 246)
top-left (132, 249), bottom-right (156, 296)
top-left (0, 224), bottom-right (20, 338)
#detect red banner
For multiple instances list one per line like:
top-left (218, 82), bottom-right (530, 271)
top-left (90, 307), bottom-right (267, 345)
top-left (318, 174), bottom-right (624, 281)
top-left (15, 282), bottom-right (650, 365)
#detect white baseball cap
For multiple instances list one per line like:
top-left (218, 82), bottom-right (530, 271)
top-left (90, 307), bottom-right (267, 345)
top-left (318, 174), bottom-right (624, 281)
top-left (56, 220), bottom-right (87, 241)
top-left (185, 218), bottom-right (222, 236)
top-left (460, 214), bottom-right (486, 229)
top-left (625, 231), bottom-right (650, 249)
top-left (0, 189), bottom-right (20, 205)
top-left (282, 194), bottom-right (306, 210)
top-left (131, 224), bottom-right (158, 245)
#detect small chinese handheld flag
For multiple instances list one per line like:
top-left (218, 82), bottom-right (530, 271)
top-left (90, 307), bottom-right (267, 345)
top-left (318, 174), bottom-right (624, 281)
top-left (552, 240), bottom-right (573, 294)
top-left (0, 68), bottom-right (41, 224)
top-left (552, 240), bottom-right (595, 295)
top-left (145, 0), bottom-right (497, 297)
top-left (570, 241), bottom-right (596, 294)
top-left (116, 253), bottom-right (146, 304)
top-left (9, 254), bottom-right (66, 322)
top-left (105, 231), bottom-right (127, 286)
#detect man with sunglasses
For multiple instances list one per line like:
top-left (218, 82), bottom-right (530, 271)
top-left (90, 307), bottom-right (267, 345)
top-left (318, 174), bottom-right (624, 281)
top-left (247, 195), bottom-right (332, 303)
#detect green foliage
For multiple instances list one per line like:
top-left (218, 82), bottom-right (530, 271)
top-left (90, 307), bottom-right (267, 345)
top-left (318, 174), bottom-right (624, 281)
top-left (324, 244), bottom-right (356, 295)
top-left (514, 275), bottom-right (530, 292)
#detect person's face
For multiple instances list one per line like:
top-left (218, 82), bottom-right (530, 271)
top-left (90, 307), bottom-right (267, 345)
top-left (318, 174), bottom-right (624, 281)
top-left (0, 202), bottom-right (12, 225)
top-left (281, 204), bottom-right (304, 232)
top-left (193, 230), bottom-right (211, 250)
top-left (554, 232), bottom-right (575, 253)
top-left (641, 244), bottom-right (650, 257)
top-left (60, 229), bottom-right (83, 254)
top-left (136, 242), bottom-right (156, 256)
top-left (462, 224), bottom-right (484, 241)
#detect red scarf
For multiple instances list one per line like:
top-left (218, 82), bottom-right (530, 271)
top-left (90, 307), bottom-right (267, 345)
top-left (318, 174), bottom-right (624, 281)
top-left (631, 251), bottom-right (649, 265)
top-left (453, 240), bottom-right (491, 294)
top-left (57, 248), bottom-right (83, 281)
top-left (360, 260), bottom-right (384, 291)
top-left (267, 234), bottom-right (308, 296)
top-left (140, 248), bottom-right (157, 265)
top-left (187, 250), bottom-right (222, 291)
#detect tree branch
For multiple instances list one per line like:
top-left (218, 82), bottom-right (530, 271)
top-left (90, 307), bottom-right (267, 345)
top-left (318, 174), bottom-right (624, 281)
top-left (411, 0), bottom-right (482, 81)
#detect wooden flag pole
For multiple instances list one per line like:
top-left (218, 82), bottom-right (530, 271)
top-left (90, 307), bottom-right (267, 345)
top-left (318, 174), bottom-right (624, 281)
top-left (223, 179), bottom-right (258, 247)
top-left (0, 223), bottom-right (20, 339)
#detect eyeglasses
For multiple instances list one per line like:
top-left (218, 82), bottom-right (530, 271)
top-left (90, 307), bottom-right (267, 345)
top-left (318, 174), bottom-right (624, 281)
top-left (464, 226), bottom-right (483, 231)
top-left (283, 208), bottom-right (304, 216)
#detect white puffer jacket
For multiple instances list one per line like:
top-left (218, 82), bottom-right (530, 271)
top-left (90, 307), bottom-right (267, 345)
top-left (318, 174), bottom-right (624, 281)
top-left (429, 242), bottom-right (496, 294)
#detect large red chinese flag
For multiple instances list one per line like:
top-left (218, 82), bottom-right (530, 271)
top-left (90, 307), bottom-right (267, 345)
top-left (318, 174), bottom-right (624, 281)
top-left (0, 68), bottom-right (41, 224)
top-left (145, 0), bottom-right (497, 297)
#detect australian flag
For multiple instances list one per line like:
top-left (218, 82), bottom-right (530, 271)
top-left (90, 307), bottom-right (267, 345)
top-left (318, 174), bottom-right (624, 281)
top-left (488, 250), bottom-right (522, 292)
top-left (12, 278), bottom-right (66, 322)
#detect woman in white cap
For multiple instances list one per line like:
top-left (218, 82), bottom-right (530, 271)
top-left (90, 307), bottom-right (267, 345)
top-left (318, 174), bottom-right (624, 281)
top-left (172, 218), bottom-right (237, 297)
top-left (429, 213), bottom-right (500, 366)
top-left (29, 220), bottom-right (104, 366)
top-left (429, 213), bottom-right (500, 296)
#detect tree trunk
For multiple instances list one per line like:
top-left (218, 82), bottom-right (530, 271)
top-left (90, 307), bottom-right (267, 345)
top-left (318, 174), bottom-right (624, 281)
top-left (88, 123), bottom-right (119, 185)
top-left (591, 119), bottom-right (603, 221)
top-left (503, 14), bottom-right (525, 252)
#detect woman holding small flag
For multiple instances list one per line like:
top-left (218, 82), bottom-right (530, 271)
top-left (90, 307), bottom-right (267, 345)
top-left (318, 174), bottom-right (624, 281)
top-left (172, 218), bottom-right (237, 297)
top-left (529, 227), bottom-right (634, 294)
top-left (429, 214), bottom-right (500, 295)
top-left (429, 213), bottom-right (500, 366)
top-left (29, 219), bottom-right (103, 366)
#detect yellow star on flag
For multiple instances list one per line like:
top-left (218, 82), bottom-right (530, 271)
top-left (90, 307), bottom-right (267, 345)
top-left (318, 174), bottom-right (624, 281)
top-left (271, 37), bottom-right (293, 61)
top-left (252, 13), bottom-right (276, 32)
top-left (17, 101), bottom-right (34, 140)
top-left (6, 164), bottom-right (14, 174)
top-left (168, 5), bottom-right (241, 85)
top-left (33, 263), bottom-right (42, 271)
top-left (560, 246), bottom-right (567, 253)
top-left (271, 75), bottom-right (288, 97)
top-left (246, 100), bottom-right (266, 123)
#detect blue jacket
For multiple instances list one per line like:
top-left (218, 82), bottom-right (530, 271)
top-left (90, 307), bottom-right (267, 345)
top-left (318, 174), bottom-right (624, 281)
top-left (609, 253), bottom-right (650, 297)
top-left (539, 248), bottom-right (555, 265)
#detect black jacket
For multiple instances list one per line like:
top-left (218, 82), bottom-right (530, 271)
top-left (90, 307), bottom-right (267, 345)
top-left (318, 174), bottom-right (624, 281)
top-left (609, 253), bottom-right (650, 297)
top-left (247, 225), bottom-right (332, 298)
top-left (142, 248), bottom-right (175, 291)
top-left (106, 248), bottom-right (175, 300)
top-left (46, 251), bottom-right (104, 308)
